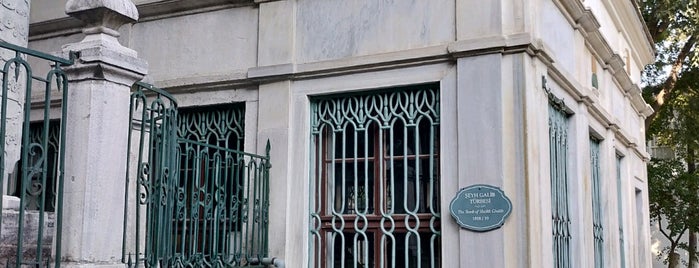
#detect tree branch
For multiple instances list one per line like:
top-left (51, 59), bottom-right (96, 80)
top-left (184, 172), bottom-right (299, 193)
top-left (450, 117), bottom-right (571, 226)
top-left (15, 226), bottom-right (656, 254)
top-left (658, 215), bottom-right (674, 241)
top-left (674, 226), bottom-right (690, 246)
top-left (646, 35), bottom-right (697, 129)
top-left (652, 20), bottom-right (672, 42)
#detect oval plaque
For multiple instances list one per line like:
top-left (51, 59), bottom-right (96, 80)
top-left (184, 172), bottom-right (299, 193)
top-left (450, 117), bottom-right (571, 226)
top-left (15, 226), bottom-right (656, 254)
top-left (449, 184), bottom-right (512, 232)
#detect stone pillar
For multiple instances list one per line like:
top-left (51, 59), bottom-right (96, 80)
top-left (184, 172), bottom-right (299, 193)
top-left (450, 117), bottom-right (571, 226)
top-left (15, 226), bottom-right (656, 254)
top-left (254, 1), bottom-right (295, 263)
top-left (0, 0), bottom-right (30, 194)
top-left (60, 1), bottom-right (146, 267)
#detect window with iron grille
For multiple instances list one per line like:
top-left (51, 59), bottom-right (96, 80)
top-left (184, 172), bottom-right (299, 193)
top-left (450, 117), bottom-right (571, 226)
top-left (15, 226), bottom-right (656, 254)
top-left (309, 85), bottom-right (441, 268)
top-left (177, 104), bottom-right (245, 149)
top-left (173, 103), bottom-right (245, 259)
top-left (13, 121), bottom-right (60, 212)
top-left (549, 103), bottom-right (571, 268)
top-left (616, 155), bottom-right (626, 268)
top-left (590, 137), bottom-right (604, 268)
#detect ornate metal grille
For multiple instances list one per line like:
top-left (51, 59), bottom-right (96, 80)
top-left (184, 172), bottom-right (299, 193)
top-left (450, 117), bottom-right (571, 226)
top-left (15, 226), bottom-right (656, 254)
top-left (0, 41), bottom-right (72, 267)
top-left (174, 104), bottom-right (249, 264)
top-left (177, 104), bottom-right (245, 150)
top-left (123, 83), bottom-right (270, 267)
top-left (309, 85), bottom-right (441, 268)
top-left (590, 138), bottom-right (604, 268)
top-left (616, 155), bottom-right (625, 268)
top-left (13, 121), bottom-right (61, 212)
top-left (549, 103), bottom-right (571, 268)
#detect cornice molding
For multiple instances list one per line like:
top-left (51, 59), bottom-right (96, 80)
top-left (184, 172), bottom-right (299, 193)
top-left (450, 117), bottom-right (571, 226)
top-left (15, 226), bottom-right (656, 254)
top-left (558, 0), bottom-right (654, 67)
top-left (540, 49), bottom-right (650, 162)
top-left (604, 0), bottom-right (655, 65)
top-left (553, 0), bottom-right (653, 118)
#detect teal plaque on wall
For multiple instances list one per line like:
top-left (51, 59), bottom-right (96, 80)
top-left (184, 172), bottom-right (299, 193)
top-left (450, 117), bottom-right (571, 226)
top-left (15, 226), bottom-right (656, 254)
top-left (449, 184), bottom-right (512, 232)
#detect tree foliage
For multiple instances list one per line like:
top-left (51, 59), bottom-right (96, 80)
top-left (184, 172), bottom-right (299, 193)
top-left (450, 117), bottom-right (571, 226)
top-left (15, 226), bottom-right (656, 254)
top-left (649, 158), bottom-right (699, 265)
top-left (641, 0), bottom-right (699, 267)
top-left (641, 0), bottom-right (699, 129)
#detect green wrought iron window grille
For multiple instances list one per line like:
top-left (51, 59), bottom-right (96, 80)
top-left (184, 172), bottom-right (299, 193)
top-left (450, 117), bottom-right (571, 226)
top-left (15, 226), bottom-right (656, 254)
top-left (123, 84), bottom-right (270, 268)
top-left (590, 138), bottom-right (604, 268)
top-left (549, 103), bottom-right (571, 268)
top-left (173, 104), bottom-right (249, 262)
top-left (616, 155), bottom-right (626, 268)
top-left (309, 85), bottom-right (441, 268)
top-left (177, 104), bottom-right (245, 150)
top-left (13, 121), bottom-right (61, 212)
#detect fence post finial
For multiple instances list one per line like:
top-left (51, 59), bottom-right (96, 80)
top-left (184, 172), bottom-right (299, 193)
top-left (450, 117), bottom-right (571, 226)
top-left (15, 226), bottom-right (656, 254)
top-left (266, 140), bottom-right (271, 158)
top-left (265, 140), bottom-right (272, 169)
top-left (65, 0), bottom-right (138, 39)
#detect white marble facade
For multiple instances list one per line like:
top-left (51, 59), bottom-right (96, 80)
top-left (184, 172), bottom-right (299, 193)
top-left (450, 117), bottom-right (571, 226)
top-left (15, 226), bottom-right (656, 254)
top-left (0, 0), bottom-right (30, 192)
top-left (26, 0), bottom-right (653, 267)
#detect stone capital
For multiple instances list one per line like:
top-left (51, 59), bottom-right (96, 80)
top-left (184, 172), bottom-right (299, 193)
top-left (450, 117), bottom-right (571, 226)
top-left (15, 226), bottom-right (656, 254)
top-left (66, 0), bottom-right (138, 37)
top-left (62, 0), bottom-right (147, 86)
top-left (61, 43), bottom-right (147, 86)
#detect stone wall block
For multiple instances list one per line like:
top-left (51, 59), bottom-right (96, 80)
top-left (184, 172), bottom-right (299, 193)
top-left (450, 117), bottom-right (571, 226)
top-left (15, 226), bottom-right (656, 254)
top-left (0, 208), bottom-right (55, 266)
top-left (0, 0), bottom-right (29, 193)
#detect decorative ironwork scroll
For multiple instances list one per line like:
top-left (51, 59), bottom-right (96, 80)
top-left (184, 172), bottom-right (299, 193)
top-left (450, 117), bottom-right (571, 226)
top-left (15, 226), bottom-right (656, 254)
top-left (123, 82), bottom-right (270, 268)
top-left (0, 41), bottom-right (73, 268)
top-left (309, 85), bottom-right (441, 267)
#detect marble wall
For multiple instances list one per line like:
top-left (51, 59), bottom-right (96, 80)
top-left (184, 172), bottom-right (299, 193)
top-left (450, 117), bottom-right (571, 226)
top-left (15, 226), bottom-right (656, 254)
top-left (0, 0), bottom-right (30, 193)
top-left (295, 0), bottom-right (454, 63)
top-left (129, 7), bottom-right (258, 85)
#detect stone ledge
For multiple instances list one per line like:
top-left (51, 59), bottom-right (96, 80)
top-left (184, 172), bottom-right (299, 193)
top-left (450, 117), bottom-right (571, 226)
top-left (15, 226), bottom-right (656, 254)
top-left (248, 44), bottom-right (451, 83)
top-left (2, 196), bottom-right (20, 211)
top-left (447, 33), bottom-right (533, 57)
top-left (149, 70), bottom-right (249, 93)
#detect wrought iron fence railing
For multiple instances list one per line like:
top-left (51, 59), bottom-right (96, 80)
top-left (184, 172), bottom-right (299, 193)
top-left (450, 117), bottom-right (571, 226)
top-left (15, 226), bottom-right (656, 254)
top-left (124, 82), bottom-right (271, 268)
top-left (0, 41), bottom-right (73, 267)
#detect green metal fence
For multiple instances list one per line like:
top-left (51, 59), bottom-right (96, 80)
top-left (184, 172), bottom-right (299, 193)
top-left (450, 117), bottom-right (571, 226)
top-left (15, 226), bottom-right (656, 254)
top-left (0, 41), bottom-right (73, 267)
top-left (123, 82), bottom-right (271, 267)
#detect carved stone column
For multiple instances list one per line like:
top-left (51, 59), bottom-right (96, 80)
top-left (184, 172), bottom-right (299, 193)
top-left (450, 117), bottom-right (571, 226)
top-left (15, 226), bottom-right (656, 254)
top-left (0, 0), bottom-right (30, 193)
top-left (60, 1), bottom-right (146, 267)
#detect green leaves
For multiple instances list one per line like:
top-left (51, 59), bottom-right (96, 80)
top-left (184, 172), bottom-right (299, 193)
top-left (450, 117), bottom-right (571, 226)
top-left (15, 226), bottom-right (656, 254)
top-left (648, 67), bottom-right (699, 149)
top-left (642, 1), bottom-right (699, 265)
top-left (649, 159), bottom-right (699, 232)
top-left (642, 0), bottom-right (699, 43)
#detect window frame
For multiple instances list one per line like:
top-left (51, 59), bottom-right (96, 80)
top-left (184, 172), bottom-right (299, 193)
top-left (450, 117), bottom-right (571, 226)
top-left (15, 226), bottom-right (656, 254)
top-left (309, 85), bottom-right (442, 268)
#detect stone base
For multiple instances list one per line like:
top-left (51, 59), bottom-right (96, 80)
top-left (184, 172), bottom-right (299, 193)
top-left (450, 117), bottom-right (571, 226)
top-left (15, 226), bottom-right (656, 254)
top-left (0, 208), bottom-right (55, 267)
top-left (60, 263), bottom-right (126, 268)
top-left (2, 196), bottom-right (20, 210)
